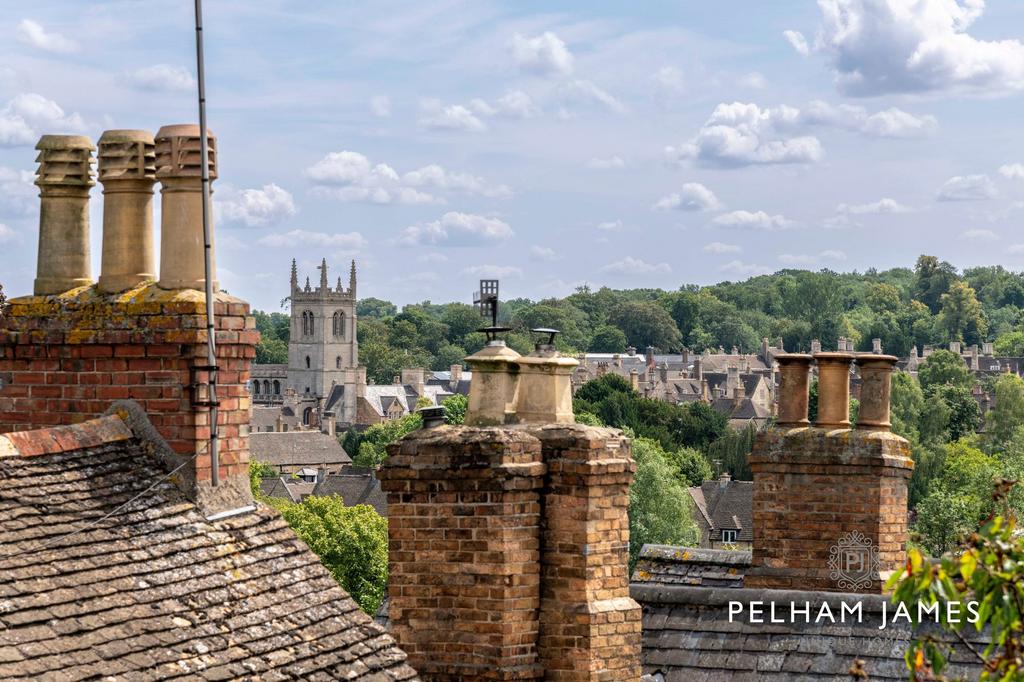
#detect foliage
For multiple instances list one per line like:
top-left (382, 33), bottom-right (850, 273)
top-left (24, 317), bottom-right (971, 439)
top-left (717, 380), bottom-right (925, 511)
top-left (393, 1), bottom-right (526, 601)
top-left (248, 459), bottom-right (278, 497)
top-left (664, 446), bottom-right (713, 487)
top-left (253, 311), bottom-right (290, 364)
top-left (442, 393), bottom-right (468, 425)
top-left (705, 422), bottom-right (757, 481)
top-left (918, 350), bottom-right (974, 392)
top-left (889, 484), bottom-right (1022, 681)
top-left (589, 325), bottom-right (629, 353)
top-left (607, 301), bottom-right (683, 351)
top-left (994, 331), bottom-right (1024, 357)
top-left (985, 374), bottom-right (1024, 450)
top-left (280, 496), bottom-right (389, 614)
top-left (930, 385), bottom-right (983, 443)
top-left (343, 413), bottom-right (422, 467)
top-left (628, 437), bottom-right (699, 568)
top-left (937, 281), bottom-right (988, 344)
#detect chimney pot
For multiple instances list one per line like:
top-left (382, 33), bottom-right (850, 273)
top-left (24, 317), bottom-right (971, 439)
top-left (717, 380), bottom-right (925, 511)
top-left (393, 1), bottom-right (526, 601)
top-left (33, 134), bottom-right (96, 295)
top-left (814, 352), bottom-right (855, 429)
top-left (774, 353), bottom-right (813, 427)
top-left (854, 354), bottom-right (898, 431)
top-left (97, 130), bottom-right (156, 293)
top-left (155, 124), bottom-right (218, 291)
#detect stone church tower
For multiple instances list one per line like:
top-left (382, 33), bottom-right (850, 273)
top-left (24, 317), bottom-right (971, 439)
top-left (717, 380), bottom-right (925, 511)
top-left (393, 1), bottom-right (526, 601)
top-left (287, 258), bottom-right (359, 423)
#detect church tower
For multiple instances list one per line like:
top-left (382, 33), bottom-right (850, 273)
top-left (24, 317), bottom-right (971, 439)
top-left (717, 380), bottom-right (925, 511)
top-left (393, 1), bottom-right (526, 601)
top-left (287, 258), bottom-right (359, 421)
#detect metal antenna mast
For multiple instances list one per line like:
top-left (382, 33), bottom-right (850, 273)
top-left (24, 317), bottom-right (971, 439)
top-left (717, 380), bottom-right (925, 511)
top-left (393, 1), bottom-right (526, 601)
top-left (194, 0), bottom-right (219, 486)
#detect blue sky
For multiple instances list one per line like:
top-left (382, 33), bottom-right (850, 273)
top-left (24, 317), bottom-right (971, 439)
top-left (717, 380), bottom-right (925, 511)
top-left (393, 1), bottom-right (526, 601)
top-left (2, 0), bottom-right (1024, 311)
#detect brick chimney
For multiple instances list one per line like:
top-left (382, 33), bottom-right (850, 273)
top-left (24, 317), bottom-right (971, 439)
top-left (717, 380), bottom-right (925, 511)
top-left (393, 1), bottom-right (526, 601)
top-left (0, 129), bottom-right (257, 514)
top-left (645, 345), bottom-right (655, 368)
top-left (746, 352), bottom-right (912, 593)
top-left (379, 336), bottom-right (642, 679)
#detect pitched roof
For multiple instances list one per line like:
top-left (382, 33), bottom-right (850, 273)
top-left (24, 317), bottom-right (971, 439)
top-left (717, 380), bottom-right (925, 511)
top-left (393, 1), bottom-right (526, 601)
top-left (312, 468), bottom-right (388, 516)
top-left (259, 476), bottom-right (317, 503)
top-left (0, 415), bottom-right (415, 679)
top-left (249, 430), bottom-right (351, 469)
top-left (689, 477), bottom-right (754, 542)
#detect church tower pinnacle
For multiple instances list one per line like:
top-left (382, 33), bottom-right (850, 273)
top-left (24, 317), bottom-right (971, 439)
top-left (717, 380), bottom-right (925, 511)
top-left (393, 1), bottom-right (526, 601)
top-left (290, 258), bottom-right (298, 291)
top-left (349, 259), bottom-right (357, 297)
top-left (319, 257), bottom-right (329, 292)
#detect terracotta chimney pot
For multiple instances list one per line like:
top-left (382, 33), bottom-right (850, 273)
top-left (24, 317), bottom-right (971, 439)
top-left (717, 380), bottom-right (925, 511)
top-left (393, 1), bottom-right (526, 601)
top-left (774, 353), bottom-right (813, 427)
top-left (855, 354), bottom-right (898, 431)
top-left (814, 352), bottom-right (855, 429)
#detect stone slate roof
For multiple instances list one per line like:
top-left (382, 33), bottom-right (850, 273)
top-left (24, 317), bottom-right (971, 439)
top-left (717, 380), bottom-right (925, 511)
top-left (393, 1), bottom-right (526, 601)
top-left (0, 415), bottom-right (416, 680)
top-left (689, 477), bottom-right (754, 542)
top-left (249, 430), bottom-right (351, 471)
top-left (313, 468), bottom-right (388, 517)
top-left (632, 545), bottom-right (749, 588)
top-left (259, 476), bottom-right (316, 503)
top-left (630, 584), bottom-right (984, 681)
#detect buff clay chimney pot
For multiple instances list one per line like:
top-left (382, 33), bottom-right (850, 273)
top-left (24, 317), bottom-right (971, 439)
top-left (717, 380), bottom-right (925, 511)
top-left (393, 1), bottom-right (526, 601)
top-left (464, 342), bottom-right (522, 426)
top-left (814, 352), bottom-right (855, 429)
top-left (97, 130), bottom-right (156, 293)
top-left (33, 134), bottom-right (96, 295)
top-left (155, 124), bottom-right (218, 291)
top-left (855, 354), bottom-right (899, 431)
top-left (774, 353), bottom-right (813, 427)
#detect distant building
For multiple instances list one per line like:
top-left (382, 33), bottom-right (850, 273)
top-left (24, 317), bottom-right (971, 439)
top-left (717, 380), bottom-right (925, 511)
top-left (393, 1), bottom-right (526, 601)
top-left (688, 473), bottom-right (753, 550)
top-left (249, 429), bottom-right (352, 476)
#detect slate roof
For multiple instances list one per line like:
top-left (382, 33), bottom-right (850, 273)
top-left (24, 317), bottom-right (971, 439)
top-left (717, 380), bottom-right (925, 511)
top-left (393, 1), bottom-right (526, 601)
top-left (632, 545), bottom-right (749, 588)
top-left (0, 414), bottom-right (416, 680)
top-left (258, 476), bottom-right (317, 503)
top-left (249, 430), bottom-right (351, 471)
top-left (689, 477), bottom-right (754, 542)
top-left (312, 467), bottom-right (388, 517)
top-left (630, 583), bottom-right (984, 681)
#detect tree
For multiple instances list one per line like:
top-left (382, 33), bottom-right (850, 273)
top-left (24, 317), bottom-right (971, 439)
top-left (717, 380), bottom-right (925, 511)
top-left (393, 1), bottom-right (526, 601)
top-left (255, 337), bottom-right (288, 364)
top-left (918, 349), bottom-right (973, 392)
top-left (280, 496), bottom-right (389, 614)
top-left (442, 393), bottom-right (468, 425)
top-left (607, 301), bottom-right (683, 351)
top-left (347, 413), bottom-right (423, 467)
top-left (357, 297), bottom-right (397, 319)
top-left (913, 255), bottom-right (958, 313)
top-left (891, 371), bottom-right (924, 443)
top-left (249, 460), bottom-right (277, 497)
top-left (994, 330), bottom-right (1024, 357)
top-left (664, 446), bottom-right (713, 487)
top-left (589, 325), bottom-right (628, 353)
top-left (985, 374), bottom-right (1024, 449)
top-left (937, 280), bottom-right (988, 344)
top-left (441, 303), bottom-right (484, 346)
top-left (628, 437), bottom-right (699, 568)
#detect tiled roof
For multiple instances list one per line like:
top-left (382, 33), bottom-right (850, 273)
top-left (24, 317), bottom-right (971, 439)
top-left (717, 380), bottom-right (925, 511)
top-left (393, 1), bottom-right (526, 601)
top-left (690, 478), bottom-right (754, 542)
top-left (259, 476), bottom-right (317, 503)
top-left (630, 584), bottom-right (984, 680)
top-left (249, 430), bottom-right (351, 470)
top-left (632, 545), bottom-right (749, 588)
top-left (312, 468), bottom-right (388, 517)
top-left (0, 415), bottom-right (416, 680)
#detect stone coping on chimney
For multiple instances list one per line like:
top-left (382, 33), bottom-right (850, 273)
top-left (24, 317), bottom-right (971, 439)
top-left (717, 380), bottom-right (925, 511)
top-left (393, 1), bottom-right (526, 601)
top-left (750, 427), bottom-right (913, 472)
top-left (0, 414), bottom-right (132, 458)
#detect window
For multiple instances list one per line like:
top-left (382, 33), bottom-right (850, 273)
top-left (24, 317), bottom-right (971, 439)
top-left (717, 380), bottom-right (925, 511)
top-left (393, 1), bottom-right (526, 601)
top-left (253, 381), bottom-right (260, 395)
top-left (273, 380), bottom-right (280, 395)
top-left (336, 356), bottom-right (342, 369)
top-left (301, 310), bottom-right (314, 336)
top-left (303, 407), bottom-right (313, 425)
top-left (305, 356), bottom-right (311, 369)
top-left (333, 310), bottom-right (346, 338)
top-left (263, 380), bottom-right (270, 394)
top-left (721, 529), bottom-right (738, 543)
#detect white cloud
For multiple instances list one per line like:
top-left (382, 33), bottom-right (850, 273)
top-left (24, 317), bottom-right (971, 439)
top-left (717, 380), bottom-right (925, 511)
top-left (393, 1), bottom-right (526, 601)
top-left (305, 151), bottom-right (507, 204)
top-left (0, 166), bottom-right (36, 215)
top-left (668, 100), bottom-right (937, 168)
top-left (937, 174), bottom-right (997, 202)
top-left (814, 0), bottom-right (1024, 96)
top-left (398, 212), bottom-right (513, 247)
top-left (125, 65), bottom-right (195, 92)
top-left (493, 90), bottom-right (540, 119)
top-left (783, 29), bottom-right (810, 56)
top-left (561, 80), bottom-right (627, 114)
top-left (837, 197), bottom-right (914, 214)
top-left (596, 219), bottom-right (624, 231)
top-left (703, 242), bottom-right (741, 254)
top-left (720, 260), bottom-right (772, 277)
top-left (667, 102), bottom-right (822, 168)
top-left (779, 250), bottom-right (847, 265)
top-left (16, 19), bottom-right (77, 54)
top-left (823, 214), bottom-right (860, 230)
top-left (462, 264), bottom-right (523, 278)
top-left (418, 252), bottom-right (449, 264)
top-left (600, 257), bottom-right (671, 275)
top-left (510, 31), bottom-right (574, 77)
top-left (651, 66), bottom-right (686, 96)
top-left (999, 164), bottom-right (1024, 180)
top-left (959, 228), bottom-right (998, 241)
top-left (370, 95), bottom-right (391, 118)
top-left (216, 183), bottom-right (296, 227)
top-left (802, 101), bottom-right (937, 138)
top-left (653, 182), bottom-right (722, 211)
top-left (739, 72), bottom-right (767, 89)
top-left (0, 223), bottom-right (18, 244)
top-left (713, 210), bottom-right (795, 231)
top-left (530, 245), bottom-right (558, 261)
top-left (402, 164), bottom-right (511, 199)
top-left (257, 230), bottom-right (366, 249)
top-left (587, 155), bottom-right (624, 170)
top-left (0, 93), bottom-right (85, 146)
top-left (418, 99), bottom-right (487, 132)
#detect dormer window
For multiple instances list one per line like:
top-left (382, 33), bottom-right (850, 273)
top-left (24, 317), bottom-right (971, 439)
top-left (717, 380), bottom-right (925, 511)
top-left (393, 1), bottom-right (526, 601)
top-left (722, 529), bottom-right (738, 543)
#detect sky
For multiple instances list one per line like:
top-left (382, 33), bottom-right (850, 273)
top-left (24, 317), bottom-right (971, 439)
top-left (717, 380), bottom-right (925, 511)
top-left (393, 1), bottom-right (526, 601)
top-left (2, 0), bottom-right (1024, 312)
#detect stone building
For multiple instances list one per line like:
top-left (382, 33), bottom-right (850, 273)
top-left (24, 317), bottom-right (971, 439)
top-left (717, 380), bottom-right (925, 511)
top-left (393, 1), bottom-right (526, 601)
top-left (0, 129), bottom-right (414, 678)
top-left (688, 473), bottom-right (753, 550)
